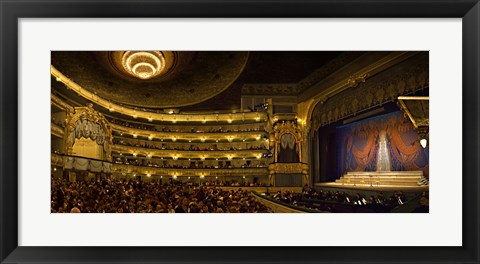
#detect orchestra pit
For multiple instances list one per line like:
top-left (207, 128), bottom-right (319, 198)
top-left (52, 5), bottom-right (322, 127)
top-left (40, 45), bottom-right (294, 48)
top-left (51, 51), bottom-right (429, 213)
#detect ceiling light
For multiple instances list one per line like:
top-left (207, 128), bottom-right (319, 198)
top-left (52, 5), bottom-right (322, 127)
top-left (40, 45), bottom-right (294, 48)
top-left (122, 51), bottom-right (166, 80)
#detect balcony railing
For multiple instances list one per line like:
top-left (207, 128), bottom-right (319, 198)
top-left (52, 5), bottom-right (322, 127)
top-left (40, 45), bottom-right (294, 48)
top-left (111, 144), bottom-right (269, 159)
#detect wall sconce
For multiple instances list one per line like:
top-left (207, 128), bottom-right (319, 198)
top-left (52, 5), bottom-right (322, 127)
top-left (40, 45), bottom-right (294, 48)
top-left (132, 153), bottom-right (137, 157)
top-left (227, 119), bottom-right (233, 123)
top-left (148, 117), bottom-right (153, 122)
top-left (133, 134), bottom-right (138, 138)
top-left (172, 137), bottom-right (177, 142)
top-left (255, 136), bottom-right (261, 141)
top-left (201, 137), bottom-right (206, 142)
top-left (172, 155), bottom-right (178, 160)
top-left (227, 156), bottom-right (233, 160)
top-left (146, 173), bottom-right (151, 177)
top-left (256, 155), bottom-right (261, 159)
top-left (201, 156), bottom-right (206, 161)
top-left (148, 136), bottom-right (153, 140)
top-left (227, 137), bottom-right (233, 142)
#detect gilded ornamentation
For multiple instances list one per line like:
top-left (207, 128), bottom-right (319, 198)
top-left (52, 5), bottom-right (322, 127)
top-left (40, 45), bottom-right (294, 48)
top-left (241, 52), bottom-right (363, 95)
top-left (310, 54), bottom-right (429, 131)
top-left (346, 73), bottom-right (368, 88)
top-left (51, 153), bottom-right (64, 167)
top-left (112, 164), bottom-right (267, 177)
top-left (65, 104), bottom-right (113, 161)
top-left (52, 51), bottom-right (249, 108)
top-left (271, 121), bottom-right (305, 163)
top-left (268, 163), bottom-right (309, 175)
top-left (51, 123), bottom-right (64, 138)
top-left (51, 94), bottom-right (74, 111)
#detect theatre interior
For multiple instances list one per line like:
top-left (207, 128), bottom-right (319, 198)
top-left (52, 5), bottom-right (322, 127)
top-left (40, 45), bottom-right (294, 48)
top-left (50, 51), bottom-right (429, 213)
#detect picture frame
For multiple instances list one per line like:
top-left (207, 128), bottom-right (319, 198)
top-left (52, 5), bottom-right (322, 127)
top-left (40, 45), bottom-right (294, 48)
top-left (1, 0), bottom-right (479, 263)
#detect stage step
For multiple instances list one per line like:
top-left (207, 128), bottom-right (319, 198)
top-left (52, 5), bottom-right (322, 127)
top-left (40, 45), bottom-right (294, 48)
top-left (336, 171), bottom-right (423, 187)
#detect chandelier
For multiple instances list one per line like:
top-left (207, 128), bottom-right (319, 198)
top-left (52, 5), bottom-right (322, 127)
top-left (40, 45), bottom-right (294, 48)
top-left (121, 51), bottom-right (166, 80)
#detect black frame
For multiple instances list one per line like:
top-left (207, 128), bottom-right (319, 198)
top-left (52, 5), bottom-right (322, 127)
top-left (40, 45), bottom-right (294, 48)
top-left (1, 1), bottom-right (479, 263)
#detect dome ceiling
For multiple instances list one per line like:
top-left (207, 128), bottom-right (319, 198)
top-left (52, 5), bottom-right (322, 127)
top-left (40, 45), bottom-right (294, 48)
top-left (51, 51), bottom-right (249, 108)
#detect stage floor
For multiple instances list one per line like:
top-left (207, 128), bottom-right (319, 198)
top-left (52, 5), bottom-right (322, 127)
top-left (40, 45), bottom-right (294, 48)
top-left (315, 182), bottom-right (429, 192)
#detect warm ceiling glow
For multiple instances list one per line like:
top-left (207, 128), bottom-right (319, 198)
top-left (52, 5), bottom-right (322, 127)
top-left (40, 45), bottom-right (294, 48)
top-left (122, 51), bottom-right (166, 80)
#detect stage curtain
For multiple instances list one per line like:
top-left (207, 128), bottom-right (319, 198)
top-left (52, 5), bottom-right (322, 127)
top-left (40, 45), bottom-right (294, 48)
top-left (336, 111), bottom-right (428, 178)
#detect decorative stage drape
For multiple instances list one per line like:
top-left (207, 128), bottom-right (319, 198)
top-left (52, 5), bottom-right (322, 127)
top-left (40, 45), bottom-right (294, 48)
top-left (74, 119), bottom-right (106, 145)
top-left (278, 133), bottom-right (299, 163)
top-left (336, 111), bottom-right (428, 178)
top-left (64, 156), bottom-right (112, 173)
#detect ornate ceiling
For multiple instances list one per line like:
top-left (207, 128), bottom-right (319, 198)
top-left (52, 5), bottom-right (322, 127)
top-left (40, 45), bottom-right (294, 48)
top-left (52, 51), bottom-right (405, 112)
top-left (51, 51), bottom-right (249, 109)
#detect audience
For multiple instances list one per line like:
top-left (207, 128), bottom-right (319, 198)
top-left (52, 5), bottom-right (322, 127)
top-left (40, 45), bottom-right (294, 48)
top-left (51, 177), bottom-right (272, 213)
top-left (267, 187), bottom-right (417, 213)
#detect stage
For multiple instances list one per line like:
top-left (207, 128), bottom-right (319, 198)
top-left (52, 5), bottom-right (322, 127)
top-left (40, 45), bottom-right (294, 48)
top-left (315, 171), bottom-right (429, 192)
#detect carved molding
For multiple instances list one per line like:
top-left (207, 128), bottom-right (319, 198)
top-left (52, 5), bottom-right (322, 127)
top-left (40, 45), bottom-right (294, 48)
top-left (65, 104), bottom-right (113, 161)
top-left (111, 164), bottom-right (268, 177)
top-left (51, 123), bottom-right (64, 138)
top-left (110, 123), bottom-right (267, 141)
top-left (304, 52), bottom-right (418, 124)
top-left (111, 144), bottom-right (268, 159)
top-left (51, 94), bottom-right (74, 112)
top-left (268, 163), bottom-right (309, 175)
top-left (51, 153), bottom-right (64, 167)
top-left (310, 54), bottom-right (429, 131)
top-left (241, 52), bottom-right (362, 95)
top-left (52, 65), bottom-right (268, 123)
